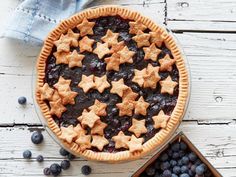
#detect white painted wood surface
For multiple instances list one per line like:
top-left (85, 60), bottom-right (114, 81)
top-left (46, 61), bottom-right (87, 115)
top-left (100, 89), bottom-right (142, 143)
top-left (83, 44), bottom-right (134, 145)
top-left (0, 0), bottom-right (236, 177)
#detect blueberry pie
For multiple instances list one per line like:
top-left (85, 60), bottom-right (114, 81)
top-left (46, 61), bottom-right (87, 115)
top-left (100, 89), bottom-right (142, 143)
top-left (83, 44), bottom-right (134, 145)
top-left (36, 6), bottom-right (188, 162)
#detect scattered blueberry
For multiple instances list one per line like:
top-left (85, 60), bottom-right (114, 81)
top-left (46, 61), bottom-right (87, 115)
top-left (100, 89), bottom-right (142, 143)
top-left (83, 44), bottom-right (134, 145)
top-left (179, 150), bottom-right (185, 158)
top-left (177, 159), bottom-right (183, 166)
top-left (180, 173), bottom-right (190, 177)
top-left (163, 170), bottom-right (172, 177)
top-left (81, 165), bottom-right (92, 175)
top-left (188, 169), bottom-right (194, 177)
top-left (160, 161), bottom-right (170, 171)
top-left (181, 165), bottom-right (188, 173)
top-left (36, 155), bottom-right (44, 162)
top-left (180, 141), bottom-right (187, 150)
top-left (50, 163), bottom-right (61, 176)
top-left (43, 167), bottom-right (51, 176)
top-left (145, 166), bottom-right (155, 176)
top-left (182, 156), bottom-right (189, 165)
top-left (160, 153), bottom-right (169, 162)
top-left (31, 131), bottom-right (44, 144)
top-left (196, 165), bottom-right (205, 175)
top-left (59, 147), bottom-right (69, 156)
top-left (61, 160), bottom-right (70, 170)
top-left (188, 152), bottom-right (197, 162)
top-left (171, 143), bottom-right (180, 152)
top-left (172, 152), bottom-right (179, 159)
top-left (170, 160), bottom-right (177, 167)
top-left (171, 174), bottom-right (178, 177)
top-left (173, 166), bottom-right (181, 175)
top-left (67, 153), bottom-right (75, 161)
top-left (18, 96), bottom-right (27, 105)
top-left (23, 150), bottom-right (32, 159)
top-left (190, 164), bottom-right (196, 173)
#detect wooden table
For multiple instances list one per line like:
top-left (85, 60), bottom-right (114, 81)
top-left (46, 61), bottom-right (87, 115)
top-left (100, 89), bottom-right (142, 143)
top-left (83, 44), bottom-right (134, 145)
top-left (0, 0), bottom-right (235, 176)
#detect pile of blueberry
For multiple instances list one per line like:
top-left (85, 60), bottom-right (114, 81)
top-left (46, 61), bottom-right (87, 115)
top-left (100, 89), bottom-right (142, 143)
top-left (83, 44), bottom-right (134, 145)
top-left (140, 140), bottom-right (213, 177)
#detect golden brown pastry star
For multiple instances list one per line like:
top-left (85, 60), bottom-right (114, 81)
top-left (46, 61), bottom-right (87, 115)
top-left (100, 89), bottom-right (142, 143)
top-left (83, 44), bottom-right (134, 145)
top-left (159, 76), bottom-right (178, 95)
top-left (152, 110), bottom-right (170, 129)
top-left (134, 96), bottom-right (150, 116)
top-left (79, 36), bottom-right (95, 53)
top-left (117, 46), bottom-right (135, 64)
top-left (77, 18), bottom-right (95, 36)
top-left (149, 31), bottom-right (164, 47)
top-left (122, 87), bottom-right (138, 102)
top-left (77, 110), bottom-right (100, 128)
top-left (53, 51), bottom-right (69, 65)
top-left (91, 120), bottom-right (108, 136)
top-left (73, 123), bottom-right (87, 136)
top-left (132, 30), bottom-right (150, 48)
top-left (110, 41), bottom-right (125, 53)
top-left (91, 135), bottom-right (109, 151)
top-left (128, 118), bottom-right (147, 137)
top-left (59, 125), bottom-right (77, 144)
top-left (89, 99), bottom-right (107, 116)
top-left (94, 75), bottom-right (110, 93)
top-left (54, 34), bottom-right (71, 53)
top-left (129, 20), bottom-right (147, 34)
top-left (93, 42), bottom-right (111, 59)
top-left (126, 135), bottom-right (144, 153)
top-left (65, 29), bottom-right (80, 47)
top-left (159, 54), bottom-right (176, 72)
top-left (38, 83), bottom-right (54, 101)
top-left (66, 50), bottom-right (85, 68)
top-left (116, 100), bottom-right (134, 116)
top-left (78, 75), bottom-right (95, 93)
top-left (112, 131), bottom-right (131, 149)
top-left (101, 29), bottom-right (119, 46)
top-left (110, 78), bottom-right (129, 97)
top-left (104, 53), bottom-right (121, 71)
top-left (132, 68), bottom-right (147, 87)
top-left (75, 132), bottom-right (91, 151)
top-left (143, 43), bottom-right (162, 61)
top-left (49, 99), bottom-right (67, 118)
top-left (51, 90), bottom-right (61, 102)
top-left (143, 64), bottom-right (161, 89)
top-left (54, 76), bottom-right (71, 93)
top-left (60, 90), bottom-right (78, 105)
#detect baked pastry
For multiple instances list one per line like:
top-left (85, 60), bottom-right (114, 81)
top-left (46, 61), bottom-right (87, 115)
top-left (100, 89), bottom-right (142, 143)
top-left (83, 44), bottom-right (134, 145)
top-left (36, 6), bottom-right (188, 162)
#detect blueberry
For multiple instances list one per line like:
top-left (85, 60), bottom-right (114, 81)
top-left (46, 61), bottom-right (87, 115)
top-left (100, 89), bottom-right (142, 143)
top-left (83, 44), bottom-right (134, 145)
top-left (163, 170), bottom-right (172, 177)
top-left (23, 150), bottom-right (32, 159)
top-left (200, 163), bottom-right (206, 171)
top-left (61, 160), bottom-right (70, 170)
top-left (154, 160), bottom-right (161, 169)
top-left (67, 153), bottom-right (75, 161)
top-left (171, 174), bottom-right (178, 177)
top-left (31, 131), bottom-right (44, 144)
top-left (82, 65), bottom-right (86, 71)
top-left (172, 152), bottom-right (179, 159)
top-left (180, 142), bottom-right (187, 150)
top-left (145, 166), bottom-right (155, 176)
top-left (173, 166), bottom-right (181, 175)
top-left (182, 156), bottom-right (189, 165)
top-left (160, 153), bottom-right (169, 162)
top-left (188, 152), bottom-right (197, 162)
top-left (170, 160), bottom-right (177, 167)
top-left (188, 169), bottom-right (194, 177)
top-left (18, 96), bottom-right (27, 105)
top-left (111, 107), bottom-right (118, 115)
top-left (177, 159), bottom-right (183, 166)
top-left (36, 155), bottom-right (44, 162)
top-left (179, 150), bottom-right (185, 158)
top-left (50, 163), bottom-right (61, 176)
top-left (180, 173), bottom-right (190, 177)
top-left (160, 161), bottom-right (170, 171)
top-left (194, 159), bottom-right (201, 166)
top-left (81, 165), bottom-right (92, 175)
top-left (167, 149), bottom-right (173, 157)
top-left (171, 143), bottom-right (180, 152)
top-left (190, 164), bottom-right (196, 172)
top-left (89, 61), bottom-right (98, 72)
top-left (181, 165), bottom-right (188, 173)
top-left (59, 147), bottom-right (69, 156)
top-left (43, 167), bottom-right (51, 176)
top-left (195, 165), bottom-right (204, 175)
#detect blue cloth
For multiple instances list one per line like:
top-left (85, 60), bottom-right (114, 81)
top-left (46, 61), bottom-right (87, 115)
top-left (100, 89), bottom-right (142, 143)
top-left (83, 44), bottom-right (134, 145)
top-left (3, 0), bottom-right (93, 45)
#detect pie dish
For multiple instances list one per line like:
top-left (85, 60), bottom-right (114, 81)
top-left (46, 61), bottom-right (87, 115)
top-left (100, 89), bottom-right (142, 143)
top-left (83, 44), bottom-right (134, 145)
top-left (36, 6), bottom-right (189, 162)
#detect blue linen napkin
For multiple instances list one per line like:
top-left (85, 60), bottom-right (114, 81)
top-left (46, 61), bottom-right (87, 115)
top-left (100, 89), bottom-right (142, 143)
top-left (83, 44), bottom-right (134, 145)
top-left (3, 0), bottom-right (93, 45)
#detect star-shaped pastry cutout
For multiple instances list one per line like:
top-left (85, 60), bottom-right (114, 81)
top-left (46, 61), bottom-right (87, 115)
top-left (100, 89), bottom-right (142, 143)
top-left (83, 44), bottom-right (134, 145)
top-left (101, 29), bottom-right (119, 46)
top-left (49, 99), bottom-right (67, 118)
top-left (75, 132), bottom-right (91, 151)
top-left (110, 79), bottom-right (129, 97)
top-left (152, 110), bottom-right (170, 129)
top-left (127, 135), bottom-right (144, 153)
top-left (51, 90), bottom-right (61, 102)
top-left (91, 135), bottom-right (109, 151)
top-left (66, 50), bottom-right (85, 68)
top-left (53, 51), bottom-right (69, 65)
top-left (88, 99), bottom-right (107, 116)
top-left (110, 41), bottom-right (125, 53)
top-left (93, 42), bottom-right (111, 59)
top-left (132, 68), bottom-right (146, 87)
top-left (129, 20), bottom-right (147, 34)
top-left (65, 29), bottom-right (80, 47)
top-left (59, 125), bottom-right (78, 143)
top-left (38, 83), bottom-right (54, 101)
top-left (74, 123), bottom-right (87, 136)
top-left (128, 118), bottom-right (147, 137)
top-left (132, 30), bottom-right (150, 48)
top-left (104, 53), bottom-right (121, 71)
top-left (91, 120), bottom-right (108, 136)
top-left (60, 90), bottom-right (78, 105)
top-left (159, 54), bottom-right (176, 72)
top-left (77, 18), bottom-right (95, 37)
top-left (159, 76), bottom-right (178, 95)
top-left (143, 43), bottom-right (162, 61)
top-left (117, 46), bottom-right (135, 64)
top-left (77, 110), bottom-right (100, 128)
top-left (112, 131), bottom-right (131, 149)
top-left (78, 75), bottom-right (95, 93)
top-left (54, 34), bottom-right (71, 53)
top-left (116, 100), bottom-right (134, 116)
top-left (122, 88), bottom-right (138, 102)
top-left (54, 76), bottom-right (71, 93)
top-left (94, 75), bottom-right (110, 93)
top-left (149, 31), bottom-right (164, 47)
top-left (79, 36), bottom-right (95, 53)
top-left (143, 64), bottom-right (161, 89)
top-left (134, 96), bottom-right (150, 116)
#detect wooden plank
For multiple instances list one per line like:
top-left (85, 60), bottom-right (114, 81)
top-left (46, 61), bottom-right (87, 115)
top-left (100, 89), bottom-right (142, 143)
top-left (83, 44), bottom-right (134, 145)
top-left (0, 123), bottom-right (235, 176)
top-left (167, 0), bottom-right (236, 31)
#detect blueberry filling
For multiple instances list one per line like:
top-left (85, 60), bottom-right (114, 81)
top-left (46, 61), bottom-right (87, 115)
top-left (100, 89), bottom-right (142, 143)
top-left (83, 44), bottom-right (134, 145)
top-left (44, 15), bottom-right (179, 152)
